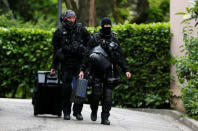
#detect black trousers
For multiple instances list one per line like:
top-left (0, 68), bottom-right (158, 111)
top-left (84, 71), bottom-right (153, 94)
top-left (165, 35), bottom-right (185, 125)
top-left (61, 66), bottom-right (83, 115)
top-left (90, 79), bottom-right (113, 119)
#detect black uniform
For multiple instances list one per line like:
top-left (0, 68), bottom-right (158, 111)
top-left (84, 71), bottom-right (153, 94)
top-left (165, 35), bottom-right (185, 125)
top-left (80, 28), bottom-right (128, 124)
top-left (51, 22), bottom-right (90, 118)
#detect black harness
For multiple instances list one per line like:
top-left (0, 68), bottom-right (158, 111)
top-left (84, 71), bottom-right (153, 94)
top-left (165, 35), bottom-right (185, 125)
top-left (59, 23), bottom-right (84, 46)
top-left (90, 33), bottom-right (121, 85)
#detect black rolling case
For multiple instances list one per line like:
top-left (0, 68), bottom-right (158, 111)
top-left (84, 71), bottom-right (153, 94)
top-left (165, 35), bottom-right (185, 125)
top-left (32, 71), bottom-right (62, 117)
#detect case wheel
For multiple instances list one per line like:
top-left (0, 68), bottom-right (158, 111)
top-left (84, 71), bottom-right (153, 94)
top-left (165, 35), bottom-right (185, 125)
top-left (58, 112), bottom-right (62, 118)
top-left (33, 106), bottom-right (38, 116)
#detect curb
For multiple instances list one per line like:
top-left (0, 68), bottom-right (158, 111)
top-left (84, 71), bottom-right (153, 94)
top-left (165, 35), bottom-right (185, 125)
top-left (130, 108), bottom-right (198, 131)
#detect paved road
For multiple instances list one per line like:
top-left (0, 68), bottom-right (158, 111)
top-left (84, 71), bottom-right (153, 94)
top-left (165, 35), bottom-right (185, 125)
top-left (0, 98), bottom-right (193, 131)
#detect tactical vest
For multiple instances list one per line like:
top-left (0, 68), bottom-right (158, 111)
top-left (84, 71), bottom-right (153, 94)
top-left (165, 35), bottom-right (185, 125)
top-left (58, 23), bottom-right (84, 65)
top-left (59, 23), bottom-right (84, 46)
top-left (92, 32), bottom-right (120, 64)
top-left (89, 32), bottom-right (121, 83)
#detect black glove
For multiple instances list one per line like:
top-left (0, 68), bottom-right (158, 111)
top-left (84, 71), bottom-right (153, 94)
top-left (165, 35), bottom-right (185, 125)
top-left (79, 44), bottom-right (86, 53)
top-left (62, 45), bottom-right (71, 53)
top-left (71, 41), bottom-right (79, 51)
top-left (100, 39), bottom-right (108, 48)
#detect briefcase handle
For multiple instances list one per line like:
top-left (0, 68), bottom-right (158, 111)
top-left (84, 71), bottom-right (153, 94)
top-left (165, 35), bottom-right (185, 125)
top-left (44, 72), bottom-right (61, 85)
top-left (46, 73), bottom-right (58, 80)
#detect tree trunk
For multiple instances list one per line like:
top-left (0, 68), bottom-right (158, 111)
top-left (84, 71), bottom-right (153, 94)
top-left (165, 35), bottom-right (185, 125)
top-left (1, 0), bottom-right (10, 12)
top-left (64, 0), bottom-right (78, 14)
top-left (12, 83), bottom-right (18, 98)
top-left (22, 86), bottom-right (26, 99)
top-left (78, 0), bottom-right (89, 26)
top-left (112, 0), bottom-right (123, 24)
top-left (1, 0), bottom-right (14, 18)
top-left (65, 0), bottom-right (73, 9)
top-left (131, 0), bottom-right (149, 24)
top-left (88, 0), bottom-right (96, 26)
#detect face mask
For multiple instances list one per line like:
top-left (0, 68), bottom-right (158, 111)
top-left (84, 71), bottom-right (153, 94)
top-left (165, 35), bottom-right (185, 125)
top-left (62, 19), bottom-right (75, 29)
top-left (102, 27), bottom-right (111, 35)
top-left (66, 20), bottom-right (75, 26)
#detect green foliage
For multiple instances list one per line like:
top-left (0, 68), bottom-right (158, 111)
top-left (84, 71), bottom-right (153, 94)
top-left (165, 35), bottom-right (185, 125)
top-left (176, 31), bottom-right (198, 120)
top-left (111, 23), bottom-right (171, 108)
top-left (0, 11), bottom-right (56, 30)
top-left (147, 0), bottom-right (169, 22)
top-left (0, 11), bottom-right (28, 28)
top-left (176, 1), bottom-right (198, 120)
top-left (176, 0), bottom-right (198, 25)
top-left (181, 79), bottom-right (198, 120)
top-left (0, 27), bottom-right (53, 98)
top-left (0, 23), bottom-right (171, 108)
top-left (7, 0), bottom-right (58, 22)
top-left (131, 0), bottom-right (169, 24)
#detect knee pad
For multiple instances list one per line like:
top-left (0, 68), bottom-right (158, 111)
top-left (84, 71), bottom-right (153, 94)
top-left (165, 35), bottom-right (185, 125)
top-left (91, 86), bottom-right (102, 102)
top-left (103, 88), bottom-right (112, 103)
top-left (62, 83), bottom-right (71, 89)
top-left (92, 86), bottom-right (102, 96)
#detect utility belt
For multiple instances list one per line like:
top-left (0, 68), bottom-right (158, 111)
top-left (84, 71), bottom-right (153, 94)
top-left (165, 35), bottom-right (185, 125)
top-left (89, 45), bottom-right (121, 86)
top-left (106, 76), bottom-right (120, 86)
top-left (62, 59), bottom-right (80, 66)
top-left (106, 65), bottom-right (121, 86)
top-left (88, 68), bottom-right (121, 88)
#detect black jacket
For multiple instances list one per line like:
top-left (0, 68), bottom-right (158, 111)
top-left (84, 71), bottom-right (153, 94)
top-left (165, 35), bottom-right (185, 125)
top-left (51, 23), bottom-right (90, 69)
top-left (80, 29), bottom-right (128, 73)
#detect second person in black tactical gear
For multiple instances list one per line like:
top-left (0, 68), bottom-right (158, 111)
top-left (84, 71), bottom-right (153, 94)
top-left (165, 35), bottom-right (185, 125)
top-left (79, 17), bottom-right (131, 125)
top-left (50, 10), bottom-right (90, 121)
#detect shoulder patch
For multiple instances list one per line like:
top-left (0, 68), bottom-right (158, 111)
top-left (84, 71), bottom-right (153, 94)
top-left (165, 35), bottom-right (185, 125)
top-left (76, 23), bottom-right (84, 33)
top-left (93, 33), bottom-right (100, 43)
top-left (112, 32), bottom-right (117, 37)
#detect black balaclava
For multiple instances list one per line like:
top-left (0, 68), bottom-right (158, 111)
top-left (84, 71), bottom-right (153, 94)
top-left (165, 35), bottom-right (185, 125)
top-left (60, 10), bottom-right (76, 29)
top-left (101, 17), bottom-right (112, 37)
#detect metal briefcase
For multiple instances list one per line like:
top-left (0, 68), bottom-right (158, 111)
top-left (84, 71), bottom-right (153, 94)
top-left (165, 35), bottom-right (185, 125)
top-left (70, 78), bottom-right (88, 104)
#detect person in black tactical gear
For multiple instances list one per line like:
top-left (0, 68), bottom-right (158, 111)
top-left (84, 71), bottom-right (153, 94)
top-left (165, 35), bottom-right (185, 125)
top-left (79, 17), bottom-right (131, 125)
top-left (50, 10), bottom-right (90, 121)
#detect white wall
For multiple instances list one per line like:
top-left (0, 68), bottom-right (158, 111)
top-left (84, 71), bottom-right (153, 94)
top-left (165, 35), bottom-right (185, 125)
top-left (170, 0), bottom-right (186, 112)
top-left (170, 0), bottom-right (196, 112)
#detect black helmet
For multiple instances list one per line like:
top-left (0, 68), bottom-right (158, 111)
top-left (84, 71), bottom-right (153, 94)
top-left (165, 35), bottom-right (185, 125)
top-left (60, 10), bottom-right (76, 29)
top-left (89, 45), bottom-right (111, 74)
top-left (65, 10), bottom-right (76, 18)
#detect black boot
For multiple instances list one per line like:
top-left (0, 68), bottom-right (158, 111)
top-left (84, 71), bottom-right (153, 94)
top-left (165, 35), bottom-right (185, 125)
top-left (64, 114), bottom-right (70, 120)
top-left (73, 113), bottom-right (83, 120)
top-left (91, 112), bottom-right (97, 121)
top-left (101, 118), bottom-right (110, 125)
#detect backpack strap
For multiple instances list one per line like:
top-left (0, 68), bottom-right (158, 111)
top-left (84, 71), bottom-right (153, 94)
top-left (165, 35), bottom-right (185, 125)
top-left (93, 33), bottom-right (101, 43)
top-left (76, 23), bottom-right (83, 33)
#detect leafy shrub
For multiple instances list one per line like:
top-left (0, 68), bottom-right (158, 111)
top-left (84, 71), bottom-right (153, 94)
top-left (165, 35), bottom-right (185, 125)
top-left (0, 27), bottom-right (53, 98)
top-left (176, 29), bottom-right (198, 120)
top-left (112, 23), bottom-right (171, 108)
top-left (0, 23), bottom-right (171, 108)
top-left (176, 1), bottom-right (198, 120)
top-left (0, 11), bottom-right (56, 30)
top-left (147, 0), bottom-right (170, 23)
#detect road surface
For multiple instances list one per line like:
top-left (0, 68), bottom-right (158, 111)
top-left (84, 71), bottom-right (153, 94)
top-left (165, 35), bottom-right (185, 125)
top-left (0, 98), bottom-right (193, 131)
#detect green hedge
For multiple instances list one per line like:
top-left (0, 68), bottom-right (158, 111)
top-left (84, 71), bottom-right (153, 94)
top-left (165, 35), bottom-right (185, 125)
top-left (112, 23), bottom-right (171, 108)
top-left (0, 23), bottom-right (171, 108)
top-left (0, 28), bottom-right (54, 98)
